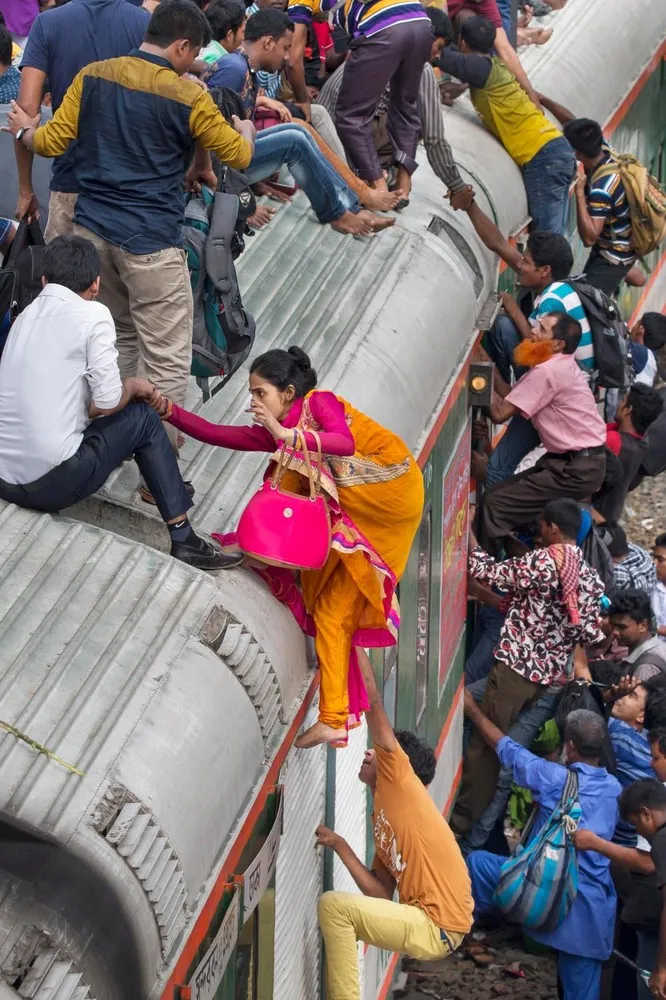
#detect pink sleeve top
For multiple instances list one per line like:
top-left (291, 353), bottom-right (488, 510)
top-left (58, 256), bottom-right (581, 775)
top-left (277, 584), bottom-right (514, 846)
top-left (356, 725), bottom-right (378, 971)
top-left (167, 390), bottom-right (356, 456)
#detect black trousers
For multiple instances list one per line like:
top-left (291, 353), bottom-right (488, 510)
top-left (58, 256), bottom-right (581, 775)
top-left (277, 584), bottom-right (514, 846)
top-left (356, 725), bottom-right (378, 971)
top-left (0, 403), bottom-right (192, 523)
top-left (584, 246), bottom-right (634, 297)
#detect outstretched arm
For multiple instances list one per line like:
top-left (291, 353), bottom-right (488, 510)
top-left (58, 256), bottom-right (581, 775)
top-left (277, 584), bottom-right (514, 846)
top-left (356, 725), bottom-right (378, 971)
top-left (494, 29), bottom-right (541, 109)
top-left (467, 202), bottom-right (523, 272)
top-left (463, 687), bottom-right (504, 750)
top-left (538, 92), bottom-right (576, 126)
top-left (356, 648), bottom-right (397, 752)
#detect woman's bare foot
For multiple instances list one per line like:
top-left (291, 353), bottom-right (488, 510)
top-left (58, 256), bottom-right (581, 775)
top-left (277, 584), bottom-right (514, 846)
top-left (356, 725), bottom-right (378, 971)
top-left (361, 186), bottom-right (404, 211)
top-left (369, 176), bottom-right (390, 193)
top-left (330, 210), bottom-right (395, 236)
top-left (295, 721), bottom-right (347, 748)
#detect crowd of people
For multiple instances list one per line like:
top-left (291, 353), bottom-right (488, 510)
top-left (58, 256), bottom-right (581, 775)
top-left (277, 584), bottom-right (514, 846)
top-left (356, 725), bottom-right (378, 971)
top-left (0, 0), bottom-right (665, 999)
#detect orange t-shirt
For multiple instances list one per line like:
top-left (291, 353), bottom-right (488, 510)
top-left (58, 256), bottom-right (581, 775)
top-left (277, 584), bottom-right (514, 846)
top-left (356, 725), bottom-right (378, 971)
top-left (372, 743), bottom-right (474, 934)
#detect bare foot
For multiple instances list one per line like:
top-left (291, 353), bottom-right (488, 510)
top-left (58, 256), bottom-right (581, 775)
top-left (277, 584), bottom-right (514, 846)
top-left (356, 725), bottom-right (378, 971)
top-left (295, 721), bottom-right (347, 748)
top-left (330, 210), bottom-right (395, 236)
top-left (361, 186), bottom-right (403, 211)
top-left (369, 176), bottom-right (389, 193)
top-left (395, 165), bottom-right (412, 201)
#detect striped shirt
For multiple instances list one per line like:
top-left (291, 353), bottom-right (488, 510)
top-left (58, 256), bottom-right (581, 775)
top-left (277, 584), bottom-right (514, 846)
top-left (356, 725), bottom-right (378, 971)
top-left (608, 717), bottom-right (652, 847)
top-left (246, 4), bottom-right (282, 97)
top-left (317, 62), bottom-right (465, 193)
top-left (614, 543), bottom-right (657, 594)
top-left (587, 151), bottom-right (636, 266)
top-left (530, 281), bottom-right (594, 372)
top-left (288, 0), bottom-right (428, 39)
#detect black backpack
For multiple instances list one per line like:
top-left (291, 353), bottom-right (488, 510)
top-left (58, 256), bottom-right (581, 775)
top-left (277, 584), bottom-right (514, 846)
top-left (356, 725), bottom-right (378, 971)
top-left (568, 278), bottom-right (633, 390)
top-left (0, 217), bottom-right (45, 357)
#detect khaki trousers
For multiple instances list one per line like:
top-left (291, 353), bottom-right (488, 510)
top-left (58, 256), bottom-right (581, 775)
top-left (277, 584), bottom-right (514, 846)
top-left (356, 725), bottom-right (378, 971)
top-left (450, 660), bottom-right (549, 836)
top-left (73, 224), bottom-right (193, 451)
top-left (317, 891), bottom-right (464, 1000)
top-left (44, 191), bottom-right (78, 243)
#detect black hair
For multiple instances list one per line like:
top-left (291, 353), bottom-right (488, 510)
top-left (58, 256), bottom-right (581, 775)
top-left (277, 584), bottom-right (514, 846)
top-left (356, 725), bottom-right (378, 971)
top-left (625, 383), bottom-right (664, 436)
top-left (642, 312), bottom-right (666, 352)
top-left (395, 731), bottom-right (437, 786)
top-left (563, 118), bottom-right (604, 159)
top-left (250, 346), bottom-right (317, 397)
top-left (649, 729), bottom-right (666, 756)
top-left (526, 231), bottom-right (574, 282)
top-left (655, 532), bottom-right (666, 550)
top-left (244, 8), bottom-right (294, 41)
top-left (563, 709), bottom-right (607, 759)
top-left (540, 498), bottom-right (582, 541)
top-left (620, 778), bottom-right (666, 822)
top-left (206, 0), bottom-right (245, 39)
top-left (145, 0), bottom-right (212, 49)
top-left (425, 7), bottom-right (455, 43)
top-left (0, 25), bottom-right (11, 67)
top-left (42, 235), bottom-right (100, 293)
top-left (460, 15), bottom-right (496, 53)
top-left (608, 588), bottom-right (654, 627)
top-left (0, 11), bottom-right (4, 25)
top-left (644, 675), bottom-right (666, 733)
top-left (606, 522), bottom-right (629, 559)
top-left (545, 311), bottom-right (582, 355)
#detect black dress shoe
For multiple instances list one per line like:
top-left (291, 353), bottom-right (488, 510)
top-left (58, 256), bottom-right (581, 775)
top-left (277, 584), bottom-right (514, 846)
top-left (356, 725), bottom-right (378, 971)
top-left (170, 535), bottom-right (244, 571)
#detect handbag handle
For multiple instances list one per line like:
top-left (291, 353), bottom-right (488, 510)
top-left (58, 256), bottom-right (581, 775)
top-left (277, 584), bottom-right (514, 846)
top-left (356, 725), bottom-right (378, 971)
top-left (271, 429), bottom-right (319, 501)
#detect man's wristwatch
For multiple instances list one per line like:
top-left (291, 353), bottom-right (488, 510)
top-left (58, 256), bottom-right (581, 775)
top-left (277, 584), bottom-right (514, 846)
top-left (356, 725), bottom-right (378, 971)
top-left (15, 126), bottom-right (33, 145)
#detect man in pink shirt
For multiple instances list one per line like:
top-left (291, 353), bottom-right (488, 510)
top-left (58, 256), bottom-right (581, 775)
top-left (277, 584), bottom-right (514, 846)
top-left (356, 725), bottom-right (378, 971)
top-left (479, 311), bottom-right (607, 554)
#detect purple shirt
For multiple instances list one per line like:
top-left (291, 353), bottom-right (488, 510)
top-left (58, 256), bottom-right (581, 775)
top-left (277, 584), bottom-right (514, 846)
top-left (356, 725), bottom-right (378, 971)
top-left (1, 0), bottom-right (39, 36)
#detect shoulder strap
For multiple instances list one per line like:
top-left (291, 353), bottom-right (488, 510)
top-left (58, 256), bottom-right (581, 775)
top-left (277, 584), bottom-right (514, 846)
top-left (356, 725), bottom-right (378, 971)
top-left (559, 768), bottom-right (579, 812)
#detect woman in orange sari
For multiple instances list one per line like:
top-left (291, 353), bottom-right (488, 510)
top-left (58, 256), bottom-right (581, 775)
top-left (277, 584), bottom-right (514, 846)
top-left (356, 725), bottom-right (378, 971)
top-left (154, 347), bottom-right (424, 748)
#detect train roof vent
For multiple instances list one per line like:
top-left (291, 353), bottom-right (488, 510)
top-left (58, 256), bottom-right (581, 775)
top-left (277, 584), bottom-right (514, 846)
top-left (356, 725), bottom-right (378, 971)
top-left (427, 215), bottom-right (484, 298)
top-left (11, 947), bottom-right (95, 999)
top-left (91, 784), bottom-right (188, 958)
top-left (200, 608), bottom-right (283, 744)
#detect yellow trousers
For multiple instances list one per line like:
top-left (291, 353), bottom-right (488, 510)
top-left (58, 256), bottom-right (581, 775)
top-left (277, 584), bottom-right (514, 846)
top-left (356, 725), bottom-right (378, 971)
top-left (310, 562), bottom-right (365, 729)
top-left (317, 891), bottom-right (464, 1000)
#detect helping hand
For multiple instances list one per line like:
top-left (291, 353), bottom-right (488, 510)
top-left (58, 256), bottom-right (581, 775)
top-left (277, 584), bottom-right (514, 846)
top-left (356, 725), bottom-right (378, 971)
top-left (315, 824), bottom-right (342, 851)
top-left (3, 100), bottom-right (41, 138)
top-left (448, 186), bottom-right (475, 212)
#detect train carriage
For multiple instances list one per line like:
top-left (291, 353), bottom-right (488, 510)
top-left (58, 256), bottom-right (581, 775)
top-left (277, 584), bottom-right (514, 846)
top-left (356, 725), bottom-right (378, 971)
top-left (0, 0), bottom-right (664, 997)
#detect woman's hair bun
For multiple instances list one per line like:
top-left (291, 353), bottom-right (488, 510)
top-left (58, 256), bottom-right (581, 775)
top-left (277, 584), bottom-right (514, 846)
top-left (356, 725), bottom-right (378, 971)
top-left (287, 346), bottom-right (313, 371)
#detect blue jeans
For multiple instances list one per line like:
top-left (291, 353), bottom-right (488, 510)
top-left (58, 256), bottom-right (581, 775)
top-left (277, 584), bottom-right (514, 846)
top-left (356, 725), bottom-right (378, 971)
top-left (461, 682), bottom-right (561, 854)
top-left (486, 414), bottom-right (541, 486)
top-left (486, 313), bottom-right (528, 385)
top-left (522, 135), bottom-right (576, 235)
top-left (465, 606), bottom-right (505, 684)
top-left (494, 0), bottom-right (513, 36)
top-left (0, 403), bottom-right (192, 523)
top-left (468, 851), bottom-right (603, 1000)
top-left (245, 123), bottom-right (360, 224)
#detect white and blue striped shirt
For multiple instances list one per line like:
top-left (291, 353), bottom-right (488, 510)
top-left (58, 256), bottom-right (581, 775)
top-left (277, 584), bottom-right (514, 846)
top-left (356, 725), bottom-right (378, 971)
top-left (530, 280), bottom-right (594, 372)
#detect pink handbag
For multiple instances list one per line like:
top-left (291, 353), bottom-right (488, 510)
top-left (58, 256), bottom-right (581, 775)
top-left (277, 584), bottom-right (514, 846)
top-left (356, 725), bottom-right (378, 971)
top-left (237, 429), bottom-right (332, 570)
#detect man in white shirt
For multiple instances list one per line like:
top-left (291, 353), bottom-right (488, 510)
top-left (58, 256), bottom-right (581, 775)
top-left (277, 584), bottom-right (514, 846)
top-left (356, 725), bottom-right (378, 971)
top-left (0, 234), bottom-right (240, 571)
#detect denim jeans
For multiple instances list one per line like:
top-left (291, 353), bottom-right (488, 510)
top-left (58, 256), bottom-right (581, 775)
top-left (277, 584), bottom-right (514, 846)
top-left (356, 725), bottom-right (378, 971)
top-left (522, 135), bottom-right (576, 235)
top-left (464, 606), bottom-right (505, 685)
top-left (486, 414), bottom-right (541, 486)
top-left (245, 123), bottom-right (360, 224)
top-left (0, 403), bottom-right (192, 523)
top-left (486, 313), bottom-right (528, 385)
top-left (460, 680), bottom-right (562, 855)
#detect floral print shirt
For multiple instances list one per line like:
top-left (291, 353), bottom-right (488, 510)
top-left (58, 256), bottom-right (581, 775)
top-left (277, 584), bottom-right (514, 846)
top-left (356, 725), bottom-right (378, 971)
top-left (469, 546), bottom-right (604, 686)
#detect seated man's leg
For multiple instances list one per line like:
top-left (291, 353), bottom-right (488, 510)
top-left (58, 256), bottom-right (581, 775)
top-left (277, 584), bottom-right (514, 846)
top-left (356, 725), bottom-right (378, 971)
top-left (486, 313), bottom-right (524, 384)
top-left (557, 952), bottom-right (603, 1000)
top-left (466, 850), bottom-right (505, 916)
top-left (245, 125), bottom-right (390, 234)
top-left (486, 414), bottom-right (541, 487)
top-left (317, 891), bottom-right (459, 1000)
top-left (460, 687), bottom-right (561, 855)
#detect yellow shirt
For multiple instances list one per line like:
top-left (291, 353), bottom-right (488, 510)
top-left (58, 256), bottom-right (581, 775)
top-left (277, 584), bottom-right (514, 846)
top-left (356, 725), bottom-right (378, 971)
top-left (471, 56), bottom-right (562, 166)
top-left (372, 742), bottom-right (474, 933)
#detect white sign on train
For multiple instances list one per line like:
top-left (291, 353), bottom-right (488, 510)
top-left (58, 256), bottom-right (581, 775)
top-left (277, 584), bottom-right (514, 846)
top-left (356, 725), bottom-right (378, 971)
top-left (242, 790), bottom-right (284, 922)
top-left (187, 889), bottom-right (240, 1000)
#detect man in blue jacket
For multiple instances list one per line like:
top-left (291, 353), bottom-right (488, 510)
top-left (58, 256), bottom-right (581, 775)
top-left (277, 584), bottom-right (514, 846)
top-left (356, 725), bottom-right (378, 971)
top-left (463, 691), bottom-right (621, 1000)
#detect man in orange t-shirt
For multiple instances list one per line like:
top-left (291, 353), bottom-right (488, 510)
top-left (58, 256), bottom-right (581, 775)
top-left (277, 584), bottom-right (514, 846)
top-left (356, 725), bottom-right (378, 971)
top-left (315, 650), bottom-right (473, 1000)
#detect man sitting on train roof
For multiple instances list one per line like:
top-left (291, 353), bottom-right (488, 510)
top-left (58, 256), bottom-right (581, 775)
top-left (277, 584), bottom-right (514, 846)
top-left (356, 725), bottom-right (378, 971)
top-left (315, 648), bottom-right (473, 1000)
top-left (0, 235), bottom-right (240, 572)
top-left (536, 99), bottom-right (637, 297)
top-left (439, 15), bottom-right (576, 235)
top-left (477, 312), bottom-right (607, 556)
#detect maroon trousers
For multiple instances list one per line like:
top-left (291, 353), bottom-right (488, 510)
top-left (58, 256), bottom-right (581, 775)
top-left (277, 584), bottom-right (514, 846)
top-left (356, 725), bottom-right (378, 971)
top-left (334, 18), bottom-right (433, 181)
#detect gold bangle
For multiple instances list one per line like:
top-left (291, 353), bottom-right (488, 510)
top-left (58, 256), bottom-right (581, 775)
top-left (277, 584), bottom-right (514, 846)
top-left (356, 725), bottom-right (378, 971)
top-left (165, 399), bottom-right (173, 420)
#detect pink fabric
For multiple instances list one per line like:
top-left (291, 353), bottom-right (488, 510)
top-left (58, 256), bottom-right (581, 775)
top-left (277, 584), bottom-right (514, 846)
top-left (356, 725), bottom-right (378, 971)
top-left (506, 353), bottom-right (607, 454)
top-left (168, 392), bottom-right (355, 456)
top-left (446, 0), bottom-right (502, 29)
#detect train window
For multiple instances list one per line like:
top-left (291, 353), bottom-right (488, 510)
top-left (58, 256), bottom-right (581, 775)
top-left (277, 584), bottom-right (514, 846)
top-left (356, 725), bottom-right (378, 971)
top-left (427, 216), bottom-right (484, 298)
top-left (415, 506), bottom-right (432, 727)
top-left (383, 645), bottom-right (398, 727)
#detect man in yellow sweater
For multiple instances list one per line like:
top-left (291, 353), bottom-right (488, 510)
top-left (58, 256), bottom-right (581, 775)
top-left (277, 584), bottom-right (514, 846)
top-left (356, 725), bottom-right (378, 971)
top-left (440, 15), bottom-right (576, 234)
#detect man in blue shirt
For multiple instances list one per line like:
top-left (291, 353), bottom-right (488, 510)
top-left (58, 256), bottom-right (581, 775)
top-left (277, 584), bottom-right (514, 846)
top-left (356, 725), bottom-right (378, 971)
top-left (15, 0), bottom-right (149, 237)
top-left (464, 692), bottom-right (621, 1000)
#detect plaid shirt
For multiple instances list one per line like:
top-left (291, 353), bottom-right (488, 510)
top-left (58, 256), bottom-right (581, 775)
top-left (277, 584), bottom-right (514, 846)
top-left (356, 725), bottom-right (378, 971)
top-left (469, 546), bottom-right (604, 686)
top-left (614, 543), bottom-right (657, 594)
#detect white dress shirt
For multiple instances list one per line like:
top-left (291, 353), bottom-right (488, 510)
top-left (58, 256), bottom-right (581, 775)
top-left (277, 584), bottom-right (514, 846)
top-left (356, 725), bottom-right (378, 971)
top-left (0, 283), bottom-right (122, 484)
